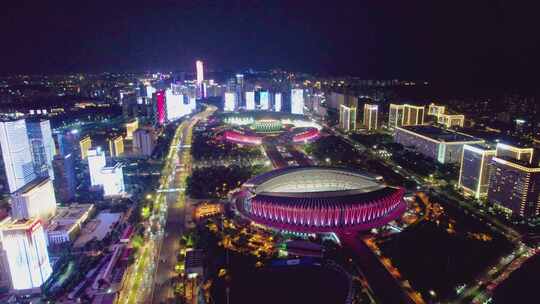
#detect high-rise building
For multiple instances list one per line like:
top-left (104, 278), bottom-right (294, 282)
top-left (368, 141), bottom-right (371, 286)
top-left (403, 104), bottom-right (425, 126)
top-left (133, 128), bottom-right (156, 157)
top-left (86, 148), bottom-right (124, 196)
top-left (246, 91), bottom-right (255, 110)
top-left (495, 143), bottom-right (533, 163)
top-left (236, 74), bottom-right (244, 88)
top-left (339, 104), bottom-right (357, 132)
top-left (259, 91), bottom-right (270, 110)
top-left (363, 104), bottom-right (378, 131)
top-left (459, 144), bottom-right (496, 199)
top-left (57, 130), bottom-right (79, 157)
top-left (88, 149), bottom-right (106, 186)
top-left (291, 89), bottom-right (304, 115)
top-left (224, 92), bottom-right (237, 112)
top-left (10, 177), bottom-right (57, 222)
top-left (101, 163), bottom-right (125, 196)
top-left (26, 119), bottom-right (55, 180)
top-left (274, 93), bottom-right (282, 112)
top-left (145, 85), bottom-right (156, 99)
top-left (52, 153), bottom-right (76, 203)
top-left (125, 119), bottom-right (139, 140)
top-left (108, 135), bottom-right (124, 157)
top-left (153, 90), bottom-right (166, 126)
top-left (79, 135), bottom-right (92, 160)
top-left (0, 218), bottom-right (52, 291)
top-left (165, 88), bottom-right (185, 121)
top-left (196, 60), bottom-right (204, 98)
top-left (0, 119), bottom-right (36, 193)
top-left (488, 157), bottom-right (540, 218)
top-left (388, 104), bottom-right (405, 129)
top-left (388, 104), bottom-right (425, 128)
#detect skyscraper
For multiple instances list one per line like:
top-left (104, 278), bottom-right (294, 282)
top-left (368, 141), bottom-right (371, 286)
top-left (259, 91), bottom-right (270, 110)
top-left (125, 119), bottom-right (139, 140)
top-left (52, 153), bottom-right (76, 203)
top-left (79, 135), bottom-right (92, 160)
top-left (133, 128), bottom-right (156, 157)
top-left (459, 144), bottom-right (496, 199)
top-left (88, 149), bottom-right (106, 186)
top-left (246, 91), bottom-right (255, 110)
top-left (488, 156), bottom-right (540, 219)
top-left (339, 104), bottom-right (357, 131)
top-left (388, 104), bottom-right (425, 128)
top-left (274, 93), bottom-right (282, 112)
top-left (0, 119), bottom-right (36, 193)
top-left (100, 163), bottom-right (125, 196)
top-left (26, 119), bottom-right (55, 180)
top-left (291, 89), bottom-right (304, 115)
top-left (108, 135), bottom-right (124, 157)
top-left (0, 218), bottom-right (52, 291)
top-left (196, 60), bottom-right (204, 98)
top-left (224, 92), bottom-right (237, 112)
top-left (154, 90), bottom-right (166, 126)
top-left (86, 148), bottom-right (125, 196)
top-left (363, 104), bottom-right (378, 131)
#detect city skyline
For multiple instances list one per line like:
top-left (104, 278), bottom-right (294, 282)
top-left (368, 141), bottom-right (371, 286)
top-left (1, 1), bottom-right (540, 92)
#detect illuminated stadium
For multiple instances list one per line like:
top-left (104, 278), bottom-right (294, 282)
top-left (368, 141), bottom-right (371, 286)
top-left (220, 111), bottom-right (321, 145)
top-left (235, 167), bottom-right (406, 233)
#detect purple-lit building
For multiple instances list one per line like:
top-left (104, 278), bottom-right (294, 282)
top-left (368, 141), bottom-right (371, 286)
top-left (236, 167), bottom-right (405, 233)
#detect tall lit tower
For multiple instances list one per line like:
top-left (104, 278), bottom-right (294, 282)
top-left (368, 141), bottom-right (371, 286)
top-left (0, 119), bottom-right (36, 193)
top-left (0, 218), bottom-right (52, 291)
top-left (363, 104), bottom-right (378, 131)
top-left (196, 60), bottom-right (204, 98)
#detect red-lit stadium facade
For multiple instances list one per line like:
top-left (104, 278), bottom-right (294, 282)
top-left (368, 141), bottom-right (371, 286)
top-left (223, 130), bottom-right (262, 145)
top-left (292, 128), bottom-right (320, 143)
top-left (236, 167), bottom-right (406, 233)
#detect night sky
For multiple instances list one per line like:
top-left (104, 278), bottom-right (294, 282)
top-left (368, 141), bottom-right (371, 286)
top-left (1, 1), bottom-right (539, 89)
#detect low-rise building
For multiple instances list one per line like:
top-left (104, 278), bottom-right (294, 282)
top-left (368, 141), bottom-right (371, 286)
top-left (395, 125), bottom-right (484, 164)
top-left (46, 203), bottom-right (95, 244)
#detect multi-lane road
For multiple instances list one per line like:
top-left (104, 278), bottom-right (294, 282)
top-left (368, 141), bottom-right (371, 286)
top-left (117, 106), bottom-right (215, 304)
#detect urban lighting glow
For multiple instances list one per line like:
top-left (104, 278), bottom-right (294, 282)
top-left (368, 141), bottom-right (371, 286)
top-left (291, 89), bottom-right (304, 115)
top-left (236, 167), bottom-right (406, 233)
top-left (224, 92), bottom-right (237, 112)
top-left (260, 91), bottom-right (270, 110)
top-left (274, 93), bottom-right (282, 112)
top-left (246, 91), bottom-right (255, 110)
top-left (1, 218), bottom-right (52, 291)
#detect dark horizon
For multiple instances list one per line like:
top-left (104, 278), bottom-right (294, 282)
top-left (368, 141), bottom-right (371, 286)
top-left (2, 1), bottom-right (540, 91)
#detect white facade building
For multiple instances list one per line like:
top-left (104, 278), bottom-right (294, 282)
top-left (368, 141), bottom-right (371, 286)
top-left (0, 218), bottom-right (52, 291)
top-left (274, 93), bottom-right (282, 112)
top-left (133, 128), bottom-right (156, 157)
top-left (10, 177), bottom-right (57, 222)
top-left (26, 119), bottom-right (55, 180)
top-left (0, 119), bottom-right (36, 193)
top-left (291, 89), bottom-right (304, 115)
top-left (260, 91), bottom-right (270, 110)
top-left (246, 91), bottom-right (255, 110)
top-left (224, 92), bottom-right (237, 112)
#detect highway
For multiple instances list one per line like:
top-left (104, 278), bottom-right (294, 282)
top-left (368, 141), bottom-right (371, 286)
top-left (152, 106), bottom-right (216, 303)
top-left (116, 106), bottom-right (216, 304)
